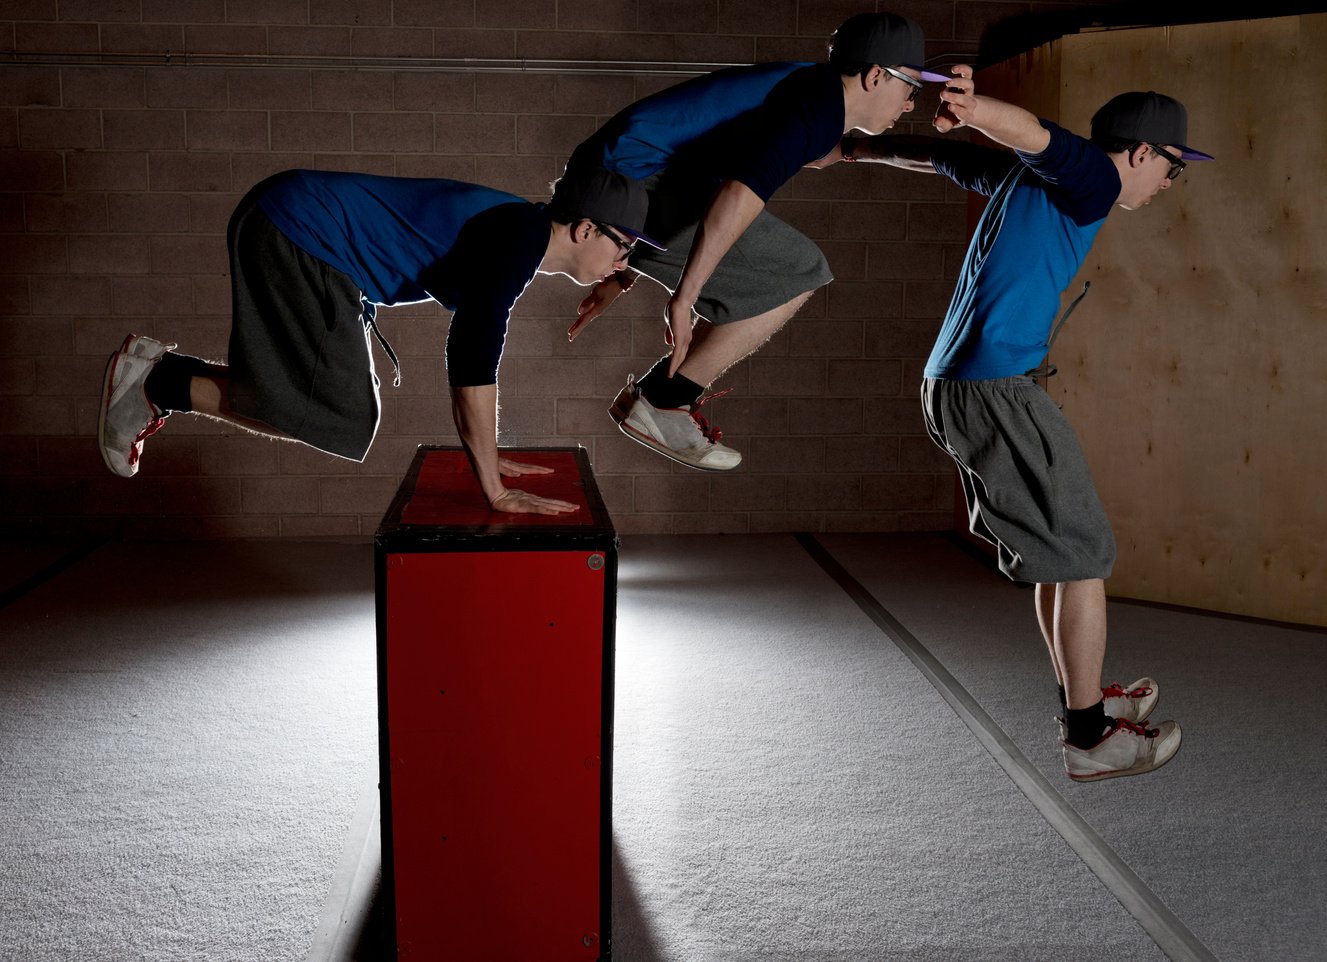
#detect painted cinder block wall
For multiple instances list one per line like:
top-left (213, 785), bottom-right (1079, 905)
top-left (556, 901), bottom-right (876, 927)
top-left (1, 0), bottom-right (1131, 539)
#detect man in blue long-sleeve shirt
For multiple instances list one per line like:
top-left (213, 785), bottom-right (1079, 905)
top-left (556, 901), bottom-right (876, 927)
top-left (97, 166), bottom-right (660, 515)
top-left (846, 79), bottom-right (1213, 781)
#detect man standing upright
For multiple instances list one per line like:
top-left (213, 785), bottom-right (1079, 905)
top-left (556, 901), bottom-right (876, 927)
top-left (563, 13), bottom-right (945, 470)
top-left (844, 82), bottom-right (1213, 780)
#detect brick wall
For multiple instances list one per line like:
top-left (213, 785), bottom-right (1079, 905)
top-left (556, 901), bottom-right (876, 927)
top-left (0, 0), bottom-right (1124, 539)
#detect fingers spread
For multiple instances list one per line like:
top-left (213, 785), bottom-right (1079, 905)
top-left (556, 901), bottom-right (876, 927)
top-left (491, 489), bottom-right (580, 514)
top-left (497, 458), bottom-right (555, 476)
top-left (525, 495), bottom-right (579, 515)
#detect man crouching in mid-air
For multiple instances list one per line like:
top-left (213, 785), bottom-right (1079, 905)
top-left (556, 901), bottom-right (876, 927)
top-left (97, 166), bottom-right (662, 515)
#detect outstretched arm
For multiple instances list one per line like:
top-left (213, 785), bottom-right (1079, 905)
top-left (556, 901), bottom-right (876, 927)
top-left (836, 66), bottom-right (980, 172)
top-left (840, 134), bottom-right (943, 172)
top-left (451, 384), bottom-right (578, 515)
top-left (837, 67), bottom-right (1038, 195)
top-left (935, 78), bottom-right (1050, 154)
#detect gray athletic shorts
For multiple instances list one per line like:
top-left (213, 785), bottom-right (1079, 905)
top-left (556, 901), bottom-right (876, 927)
top-left (921, 376), bottom-right (1116, 584)
top-left (628, 171), bottom-right (833, 324)
top-left (227, 191), bottom-right (381, 462)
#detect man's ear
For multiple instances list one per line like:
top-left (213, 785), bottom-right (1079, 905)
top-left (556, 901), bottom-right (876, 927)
top-left (862, 65), bottom-right (883, 92)
top-left (1128, 144), bottom-right (1148, 170)
top-left (572, 218), bottom-right (595, 243)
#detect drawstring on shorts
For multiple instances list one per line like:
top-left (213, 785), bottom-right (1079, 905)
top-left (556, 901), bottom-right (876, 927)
top-left (361, 301), bottom-right (401, 388)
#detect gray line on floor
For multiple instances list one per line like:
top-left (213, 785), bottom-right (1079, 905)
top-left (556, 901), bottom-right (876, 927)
top-left (795, 533), bottom-right (1218, 962)
top-left (306, 776), bottom-right (381, 962)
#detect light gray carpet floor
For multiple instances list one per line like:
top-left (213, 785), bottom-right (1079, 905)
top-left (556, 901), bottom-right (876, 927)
top-left (1, 535), bottom-right (1323, 962)
top-left (609, 534), bottom-right (1164, 962)
top-left (818, 532), bottom-right (1327, 962)
top-left (0, 542), bottom-right (378, 962)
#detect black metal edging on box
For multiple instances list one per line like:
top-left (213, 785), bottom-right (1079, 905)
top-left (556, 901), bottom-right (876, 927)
top-left (370, 547), bottom-right (399, 955)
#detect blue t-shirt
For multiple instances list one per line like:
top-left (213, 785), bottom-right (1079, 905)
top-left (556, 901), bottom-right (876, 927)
top-left (568, 62), bottom-right (845, 201)
top-left (257, 170), bottom-right (549, 387)
top-left (924, 121), bottom-right (1121, 380)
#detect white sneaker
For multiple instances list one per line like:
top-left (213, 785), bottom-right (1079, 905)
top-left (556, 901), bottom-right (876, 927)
top-left (1102, 678), bottom-right (1159, 723)
top-left (610, 375), bottom-right (741, 471)
top-left (98, 334), bottom-right (174, 478)
top-left (1063, 717), bottom-right (1182, 782)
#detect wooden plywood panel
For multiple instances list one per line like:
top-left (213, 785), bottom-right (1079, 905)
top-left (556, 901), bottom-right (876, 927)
top-left (1043, 16), bottom-right (1327, 624)
top-left (974, 41), bottom-right (1062, 124)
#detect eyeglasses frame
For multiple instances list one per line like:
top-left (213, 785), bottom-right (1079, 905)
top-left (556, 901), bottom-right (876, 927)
top-left (1140, 142), bottom-right (1187, 181)
top-left (881, 65), bottom-right (923, 103)
top-left (593, 222), bottom-right (636, 258)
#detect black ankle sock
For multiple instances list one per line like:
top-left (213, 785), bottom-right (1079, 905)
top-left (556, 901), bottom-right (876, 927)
top-left (144, 351), bottom-right (210, 414)
top-left (638, 358), bottom-right (703, 410)
top-left (1064, 700), bottom-right (1113, 749)
top-left (1057, 685), bottom-right (1067, 711)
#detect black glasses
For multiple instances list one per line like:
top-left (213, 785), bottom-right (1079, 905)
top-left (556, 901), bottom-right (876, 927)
top-left (1147, 143), bottom-right (1186, 181)
top-left (594, 222), bottom-right (636, 257)
top-left (882, 65), bottom-right (923, 103)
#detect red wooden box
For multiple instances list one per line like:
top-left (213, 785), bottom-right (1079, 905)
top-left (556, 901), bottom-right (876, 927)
top-left (374, 446), bottom-right (617, 961)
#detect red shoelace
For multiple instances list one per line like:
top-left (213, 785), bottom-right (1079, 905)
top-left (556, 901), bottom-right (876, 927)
top-left (128, 416), bottom-right (166, 467)
top-left (1102, 682), bottom-right (1154, 699)
top-left (1111, 717), bottom-right (1159, 739)
top-left (689, 388), bottom-right (732, 443)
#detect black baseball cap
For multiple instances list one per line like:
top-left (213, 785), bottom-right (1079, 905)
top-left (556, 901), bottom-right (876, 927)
top-left (1091, 91), bottom-right (1214, 161)
top-left (829, 13), bottom-right (948, 82)
top-left (548, 167), bottom-right (665, 250)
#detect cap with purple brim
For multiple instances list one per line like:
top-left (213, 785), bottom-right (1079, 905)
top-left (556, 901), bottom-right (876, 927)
top-left (548, 166), bottom-right (666, 251)
top-left (829, 12), bottom-right (949, 83)
top-left (1091, 91), bottom-right (1214, 161)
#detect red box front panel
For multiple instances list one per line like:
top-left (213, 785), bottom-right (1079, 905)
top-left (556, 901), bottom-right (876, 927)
top-left (385, 549), bottom-right (606, 961)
